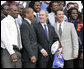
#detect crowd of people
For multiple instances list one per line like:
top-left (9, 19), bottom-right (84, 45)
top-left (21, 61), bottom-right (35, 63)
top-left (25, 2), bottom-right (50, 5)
top-left (1, 1), bottom-right (83, 68)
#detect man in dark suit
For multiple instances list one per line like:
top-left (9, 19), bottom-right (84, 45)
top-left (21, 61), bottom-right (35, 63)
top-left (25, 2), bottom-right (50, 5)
top-left (20, 8), bottom-right (38, 68)
top-left (33, 10), bottom-right (59, 68)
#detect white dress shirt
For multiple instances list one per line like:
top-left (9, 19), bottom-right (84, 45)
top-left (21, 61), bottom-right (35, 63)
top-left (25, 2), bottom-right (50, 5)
top-left (48, 12), bottom-right (56, 26)
top-left (1, 15), bottom-right (22, 55)
top-left (15, 14), bottom-right (23, 27)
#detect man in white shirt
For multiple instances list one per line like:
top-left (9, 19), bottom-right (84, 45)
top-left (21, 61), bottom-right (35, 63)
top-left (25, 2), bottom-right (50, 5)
top-left (1, 5), bottom-right (22, 68)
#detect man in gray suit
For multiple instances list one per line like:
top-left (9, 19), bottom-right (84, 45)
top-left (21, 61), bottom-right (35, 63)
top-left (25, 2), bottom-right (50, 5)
top-left (53, 8), bottom-right (79, 68)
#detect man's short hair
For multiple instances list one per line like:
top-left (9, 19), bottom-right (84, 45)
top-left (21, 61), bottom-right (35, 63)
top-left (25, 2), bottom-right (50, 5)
top-left (55, 7), bottom-right (63, 15)
top-left (67, 2), bottom-right (74, 8)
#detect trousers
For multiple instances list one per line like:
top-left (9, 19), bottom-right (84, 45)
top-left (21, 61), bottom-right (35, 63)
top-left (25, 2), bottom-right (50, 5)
top-left (1, 49), bottom-right (22, 68)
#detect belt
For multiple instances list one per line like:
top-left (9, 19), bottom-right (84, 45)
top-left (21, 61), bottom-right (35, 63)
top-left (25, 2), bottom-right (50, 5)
top-left (13, 45), bottom-right (20, 51)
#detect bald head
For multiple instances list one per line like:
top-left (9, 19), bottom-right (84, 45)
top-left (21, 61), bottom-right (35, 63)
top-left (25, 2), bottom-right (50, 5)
top-left (22, 8), bottom-right (34, 20)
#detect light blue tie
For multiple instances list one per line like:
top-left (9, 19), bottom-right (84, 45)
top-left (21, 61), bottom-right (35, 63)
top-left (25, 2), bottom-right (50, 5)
top-left (36, 13), bottom-right (39, 22)
top-left (44, 24), bottom-right (49, 40)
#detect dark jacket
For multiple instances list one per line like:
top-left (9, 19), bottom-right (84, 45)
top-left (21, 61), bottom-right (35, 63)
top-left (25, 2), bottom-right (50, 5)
top-left (20, 19), bottom-right (38, 62)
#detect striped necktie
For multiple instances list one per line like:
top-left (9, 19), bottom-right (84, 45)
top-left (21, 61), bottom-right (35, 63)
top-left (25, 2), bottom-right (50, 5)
top-left (59, 24), bottom-right (62, 37)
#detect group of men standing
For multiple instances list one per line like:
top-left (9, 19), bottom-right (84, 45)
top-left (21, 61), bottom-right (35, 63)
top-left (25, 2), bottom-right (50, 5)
top-left (1, 5), bottom-right (80, 68)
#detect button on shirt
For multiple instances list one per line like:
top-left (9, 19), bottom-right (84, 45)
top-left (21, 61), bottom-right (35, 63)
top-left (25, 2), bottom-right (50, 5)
top-left (1, 15), bottom-right (22, 55)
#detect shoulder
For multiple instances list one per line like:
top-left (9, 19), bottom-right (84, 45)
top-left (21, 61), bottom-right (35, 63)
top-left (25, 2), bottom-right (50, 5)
top-left (1, 16), bottom-right (9, 23)
top-left (21, 19), bottom-right (29, 28)
top-left (65, 21), bottom-right (74, 26)
top-left (1, 16), bottom-right (12, 26)
top-left (48, 24), bottom-right (55, 30)
top-left (22, 19), bottom-right (28, 25)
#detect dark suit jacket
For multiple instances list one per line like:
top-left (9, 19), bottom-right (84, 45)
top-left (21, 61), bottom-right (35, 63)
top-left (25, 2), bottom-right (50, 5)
top-left (20, 19), bottom-right (38, 62)
top-left (33, 22), bottom-right (59, 55)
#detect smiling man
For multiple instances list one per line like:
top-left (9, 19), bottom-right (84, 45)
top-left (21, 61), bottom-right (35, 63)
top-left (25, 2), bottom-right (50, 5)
top-left (1, 5), bottom-right (22, 68)
top-left (53, 8), bottom-right (79, 68)
top-left (33, 10), bottom-right (59, 68)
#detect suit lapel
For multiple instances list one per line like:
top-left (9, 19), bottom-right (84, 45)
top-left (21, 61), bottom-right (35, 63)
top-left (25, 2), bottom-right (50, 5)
top-left (47, 24), bottom-right (51, 41)
top-left (55, 23), bottom-right (60, 38)
top-left (54, 22), bottom-right (66, 39)
top-left (61, 22), bottom-right (66, 39)
top-left (24, 19), bottom-right (36, 38)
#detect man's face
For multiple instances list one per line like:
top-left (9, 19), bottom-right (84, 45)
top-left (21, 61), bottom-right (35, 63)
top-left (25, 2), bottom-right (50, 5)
top-left (52, 3), bottom-right (59, 12)
top-left (34, 2), bottom-right (41, 13)
top-left (71, 10), bottom-right (78, 20)
top-left (55, 11), bottom-right (64, 22)
top-left (19, 5), bottom-right (24, 14)
top-left (26, 9), bottom-right (34, 20)
top-left (59, 1), bottom-right (65, 7)
top-left (10, 7), bottom-right (19, 18)
top-left (39, 11), bottom-right (48, 23)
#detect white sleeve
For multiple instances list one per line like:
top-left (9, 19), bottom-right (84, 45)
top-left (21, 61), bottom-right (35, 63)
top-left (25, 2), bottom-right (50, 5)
top-left (1, 21), bottom-right (15, 55)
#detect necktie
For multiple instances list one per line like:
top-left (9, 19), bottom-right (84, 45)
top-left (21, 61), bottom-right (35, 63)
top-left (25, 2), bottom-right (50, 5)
top-left (44, 24), bottom-right (49, 40)
top-left (36, 13), bottom-right (39, 22)
top-left (15, 20), bottom-right (22, 49)
top-left (59, 24), bottom-right (62, 37)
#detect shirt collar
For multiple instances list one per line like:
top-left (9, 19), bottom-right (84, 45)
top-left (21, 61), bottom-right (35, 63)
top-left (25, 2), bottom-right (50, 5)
top-left (57, 20), bottom-right (64, 25)
top-left (41, 23), bottom-right (47, 27)
top-left (51, 12), bottom-right (55, 15)
top-left (7, 15), bottom-right (15, 22)
top-left (24, 18), bottom-right (31, 24)
top-left (34, 12), bottom-right (39, 16)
